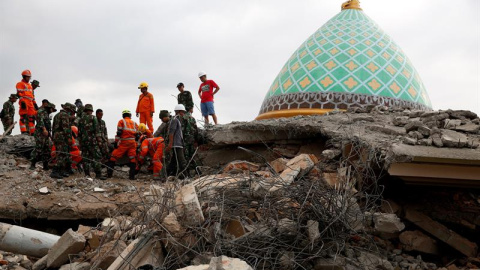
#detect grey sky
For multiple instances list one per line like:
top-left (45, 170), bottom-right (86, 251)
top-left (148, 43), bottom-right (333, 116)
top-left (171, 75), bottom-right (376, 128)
top-left (1, 0), bottom-right (479, 135)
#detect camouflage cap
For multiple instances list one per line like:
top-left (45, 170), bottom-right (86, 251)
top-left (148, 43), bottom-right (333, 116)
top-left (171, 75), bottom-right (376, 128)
top-left (45, 102), bottom-right (57, 112)
top-left (62, 102), bottom-right (77, 113)
top-left (159, 110), bottom-right (170, 118)
top-left (9, 94), bottom-right (18, 99)
top-left (31, 80), bottom-right (40, 87)
top-left (84, 104), bottom-right (94, 112)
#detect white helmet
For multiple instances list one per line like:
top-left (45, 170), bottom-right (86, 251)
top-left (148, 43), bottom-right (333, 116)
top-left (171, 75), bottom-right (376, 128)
top-left (174, 104), bottom-right (186, 111)
top-left (198, 71), bottom-right (207, 78)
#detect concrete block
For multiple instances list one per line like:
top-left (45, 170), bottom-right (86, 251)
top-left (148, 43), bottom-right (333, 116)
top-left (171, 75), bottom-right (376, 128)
top-left (46, 229), bottom-right (86, 268)
top-left (399, 230), bottom-right (439, 255)
top-left (92, 240), bottom-right (127, 269)
top-left (441, 130), bottom-right (468, 148)
top-left (269, 158), bottom-right (288, 173)
top-left (307, 220), bottom-right (320, 243)
top-left (162, 212), bottom-right (183, 236)
top-left (223, 160), bottom-right (260, 173)
top-left (405, 209), bottom-right (478, 257)
top-left (32, 255), bottom-right (47, 270)
top-left (175, 184), bottom-right (205, 226)
top-left (208, 256), bottom-right (253, 270)
top-left (373, 213), bottom-right (405, 233)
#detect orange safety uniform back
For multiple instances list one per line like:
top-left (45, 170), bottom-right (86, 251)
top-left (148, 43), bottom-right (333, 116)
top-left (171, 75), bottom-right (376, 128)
top-left (115, 117), bottom-right (139, 142)
top-left (136, 93), bottom-right (154, 114)
top-left (138, 137), bottom-right (164, 164)
top-left (70, 137), bottom-right (82, 169)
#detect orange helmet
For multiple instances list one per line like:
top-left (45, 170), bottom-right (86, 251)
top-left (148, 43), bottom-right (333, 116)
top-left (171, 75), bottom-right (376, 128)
top-left (71, 126), bottom-right (78, 137)
top-left (21, 70), bottom-right (32, 77)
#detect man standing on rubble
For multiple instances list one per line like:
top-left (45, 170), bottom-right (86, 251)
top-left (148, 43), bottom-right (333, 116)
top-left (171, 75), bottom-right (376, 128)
top-left (16, 70), bottom-right (37, 135)
top-left (166, 104), bottom-right (188, 178)
top-left (177, 83), bottom-right (194, 114)
top-left (50, 103), bottom-right (76, 179)
top-left (106, 109), bottom-right (139, 180)
top-left (78, 104), bottom-right (106, 179)
top-left (30, 102), bottom-right (56, 170)
top-left (198, 71), bottom-right (220, 125)
top-left (1, 94), bottom-right (18, 135)
top-left (136, 82), bottom-right (155, 133)
top-left (181, 109), bottom-right (199, 169)
top-left (96, 109), bottom-right (110, 162)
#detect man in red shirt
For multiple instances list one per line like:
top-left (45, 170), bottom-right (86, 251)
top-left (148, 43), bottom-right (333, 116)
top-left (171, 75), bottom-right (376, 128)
top-left (197, 71), bottom-right (220, 125)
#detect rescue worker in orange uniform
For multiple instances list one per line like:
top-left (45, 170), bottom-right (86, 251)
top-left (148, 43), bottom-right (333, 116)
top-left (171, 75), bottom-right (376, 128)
top-left (137, 137), bottom-right (165, 181)
top-left (51, 126), bottom-right (82, 170)
top-left (106, 109), bottom-right (139, 180)
top-left (138, 123), bottom-right (153, 140)
top-left (136, 82), bottom-right (155, 133)
top-left (16, 70), bottom-right (38, 135)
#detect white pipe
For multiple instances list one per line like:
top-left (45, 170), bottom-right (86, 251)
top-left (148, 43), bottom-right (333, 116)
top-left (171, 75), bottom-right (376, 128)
top-left (0, 222), bottom-right (60, 258)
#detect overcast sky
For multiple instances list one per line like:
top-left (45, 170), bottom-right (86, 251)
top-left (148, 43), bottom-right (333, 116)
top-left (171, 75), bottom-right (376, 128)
top-left (1, 0), bottom-right (479, 135)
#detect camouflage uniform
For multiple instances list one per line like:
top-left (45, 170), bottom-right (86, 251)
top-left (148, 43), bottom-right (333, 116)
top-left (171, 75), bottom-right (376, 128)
top-left (181, 112), bottom-right (198, 167)
top-left (78, 105), bottom-right (102, 174)
top-left (73, 99), bottom-right (84, 126)
top-left (51, 103), bottom-right (76, 178)
top-left (177, 91), bottom-right (194, 112)
top-left (98, 118), bottom-right (110, 161)
top-left (1, 98), bottom-right (15, 135)
top-left (31, 106), bottom-right (53, 167)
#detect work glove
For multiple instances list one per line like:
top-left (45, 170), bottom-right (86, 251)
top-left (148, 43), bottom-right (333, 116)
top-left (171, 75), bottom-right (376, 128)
top-left (20, 102), bottom-right (27, 110)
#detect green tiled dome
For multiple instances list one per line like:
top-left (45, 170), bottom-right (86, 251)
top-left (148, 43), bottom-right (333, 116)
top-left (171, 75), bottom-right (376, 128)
top-left (257, 2), bottom-right (432, 120)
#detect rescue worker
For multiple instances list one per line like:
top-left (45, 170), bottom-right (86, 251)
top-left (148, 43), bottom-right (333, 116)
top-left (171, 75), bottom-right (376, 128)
top-left (96, 109), bottom-right (110, 162)
top-left (74, 99), bottom-right (84, 126)
top-left (136, 82), bottom-right (155, 133)
top-left (16, 70), bottom-right (37, 135)
top-left (31, 80), bottom-right (40, 110)
top-left (198, 71), bottom-right (220, 125)
top-left (70, 126), bottom-right (82, 170)
top-left (106, 109), bottom-right (139, 180)
top-left (138, 123), bottom-right (153, 139)
top-left (30, 102), bottom-right (56, 170)
top-left (181, 110), bottom-right (199, 169)
top-left (153, 110), bottom-right (171, 139)
top-left (1, 94), bottom-right (18, 135)
top-left (166, 104), bottom-right (188, 178)
top-left (78, 104), bottom-right (105, 179)
top-left (50, 103), bottom-right (76, 179)
top-left (137, 137), bottom-right (165, 181)
top-left (177, 82), bottom-right (194, 113)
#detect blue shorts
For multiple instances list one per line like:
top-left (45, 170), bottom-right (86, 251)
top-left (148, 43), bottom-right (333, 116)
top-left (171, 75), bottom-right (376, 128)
top-left (201, 102), bottom-right (215, 117)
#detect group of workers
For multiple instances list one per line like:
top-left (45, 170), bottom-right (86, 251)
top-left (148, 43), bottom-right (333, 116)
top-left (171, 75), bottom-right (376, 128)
top-left (1, 70), bottom-right (222, 181)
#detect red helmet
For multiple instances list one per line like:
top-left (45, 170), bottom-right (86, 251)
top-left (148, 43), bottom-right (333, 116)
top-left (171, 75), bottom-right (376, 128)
top-left (21, 70), bottom-right (32, 77)
top-left (71, 126), bottom-right (78, 137)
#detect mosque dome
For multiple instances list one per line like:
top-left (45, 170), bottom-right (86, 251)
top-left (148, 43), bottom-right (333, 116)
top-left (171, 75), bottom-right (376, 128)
top-left (256, 0), bottom-right (432, 120)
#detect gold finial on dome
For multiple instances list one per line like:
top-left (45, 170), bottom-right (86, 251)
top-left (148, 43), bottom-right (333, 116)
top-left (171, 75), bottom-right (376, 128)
top-left (341, 0), bottom-right (362, 11)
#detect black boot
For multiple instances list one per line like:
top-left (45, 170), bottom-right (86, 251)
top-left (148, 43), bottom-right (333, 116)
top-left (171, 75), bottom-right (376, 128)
top-left (42, 160), bottom-right (49, 171)
top-left (29, 159), bottom-right (37, 170)
top-left (106, 161), bottom-right (114, 178)
top-left (95, 170), bottom-right (107, 180)
top-left (50, 169), bottom-right (63, 179)
top-left (129, 163), bottom-right (136, 180)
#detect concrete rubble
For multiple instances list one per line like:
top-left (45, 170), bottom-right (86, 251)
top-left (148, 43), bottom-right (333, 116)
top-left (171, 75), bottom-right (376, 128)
top-left (0, 107), bottom-right (479, 270)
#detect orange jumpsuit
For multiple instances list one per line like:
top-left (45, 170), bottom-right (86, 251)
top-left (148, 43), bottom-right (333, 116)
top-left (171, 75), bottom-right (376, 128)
top-left (16, 80), bottom-right (37, 134)
top-left (51, 136), bottom-right (82, 169)
top-left (137, 137), bottom-right (165, 179)
top-left (110, 117), bottom-right (139, 163)
top-left (136, 92), bottom-right (154, 133)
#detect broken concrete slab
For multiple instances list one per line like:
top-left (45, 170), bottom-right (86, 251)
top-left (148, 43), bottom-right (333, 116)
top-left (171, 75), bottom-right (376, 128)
top-left (46, 228), bottom-right (86, 268)
top-left (223, 160), bottom-right (260, 173)
top-left (373, 213), bottom-right (405, 234)
top-left (59, 262), bottom-right (91, 270)
top-left (162, 212), bottom-right (184, 236)
top-left (455, 123), bottom-right (480, 134)
top-left (107, 235), bottom-right (164, 270)
top-left (405, 209), bottom-right (478, 257)
top-left (441, 130), bottom-right (468, 148)
top-left (208, 256), bottom-right (253, 270)
top-left (277, 154), bottom-right (315, 187)
top-left (175, 184), bottom-right (205, 226)
top-left (321, 149), bottom-right (342, 160)
top-left (399, 230), bottom-right (439, 255)
top-left (269, 158), bottom-right (288, 173)
top-left (444, 119), bottom-right (462, 129)
top-left (92, 240), bottom-right (127, 269)
top-left (32, 255), bottom-right (47, 270)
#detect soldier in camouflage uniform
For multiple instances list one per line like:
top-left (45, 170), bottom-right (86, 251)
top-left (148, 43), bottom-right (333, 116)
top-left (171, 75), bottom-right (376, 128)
top-left (78, 104), bottom-right (106, 179)
top-left (177, 83), bottom-right (194, 113)
top-left (1, 94), bottom-right (18, 135)
top-left (30, 102), bottom-right (56, 170)
top-left (73, 99), bottom-right (84, 126)
top-left (154, 110), bottom-right (171, 175)
top-left (96, 108), bottom-right (110, 162)
top-left (50, 103), bottom-right (76, 179)
top-left (181, 111), bottom-right (199, 171)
